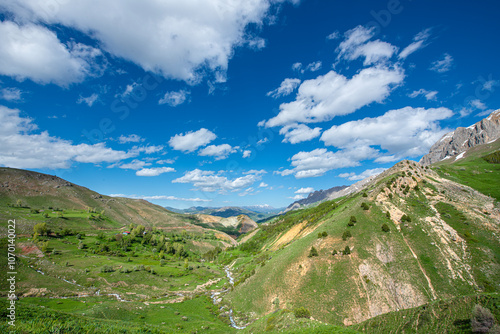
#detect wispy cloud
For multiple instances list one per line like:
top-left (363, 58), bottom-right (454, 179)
top-left (159, 89), bottom-right (190, 106)
top-left (429, 53), bottom-right (453, 73)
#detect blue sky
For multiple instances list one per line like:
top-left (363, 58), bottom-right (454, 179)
top-left (0, 0), bottom-right (499, 209)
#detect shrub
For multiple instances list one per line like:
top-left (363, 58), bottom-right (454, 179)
top-left (361, 202), bottom-right (370, 210)
top-left (471, 304), bottom-right (495, 333)
top-left (321, 231), bottom-right (328, 237)
top-left (294, 307), bottom-right (311, 319)
top-left (100, 265), bottom-right (114, 273)
top-left (362, 192), bottom-right (368, 197)
top-left (347, 221), bottom-right (355, 227)
top-left (401, 214), bottom-right (412, 222)
top-left (308, 246), bottom-right (318, 257)
top-left (342, 230), bottom-right (352, 241)
top-left (350, 216), bottom-right (357, 223)
top-left (381, 223), bottom-right (390, 232)
top-left (343, 246), bottom-right (351, 255)
top-left (332, 249), bottom-right (338, 256)
top-left (386, 211), bottom-right (391, 219)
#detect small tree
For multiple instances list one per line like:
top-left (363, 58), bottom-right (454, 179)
top-left (343, 245), bottom-right (351, 255)
top-left (342, 230), bottom-right (352, 241)
top-left (332, 249), bottom-right (338, 256)
top-left (381, 223), bottom-right (390, 232)
top-left (362, 192), bottom-right (368, 197)
top-left (386, 211), bottom-right (391, 219)
top-left (350, 216), bottom-right (357, 223)
top-left (361, 202), bottom-right (370, 210)
top-left (471, 304), bottom-right (495, 333)
top-left (321, 231), bottom-right (328, 237)
top-left (308, 246), bottom-right (318, 257)
top-left (294, 307), bottom-right (311, 319)
top-left (33, 223), bottom-right (48, 237)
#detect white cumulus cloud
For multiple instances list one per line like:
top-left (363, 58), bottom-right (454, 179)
top-left (2, 0), bottom-right (298, 83)
top-left (262, 66), bottom-right (404, 127)
top-left (280, 123), bottom-right (322, 144)
top-left (159, 90), bottom-right (190, 106)
top-left (173, 169), bottom-right (261, 193)
top-left (169, 128), bottom-right (216, 152)
top-left (136, 167), bottom-right (176, 177)
top-left (0, 21), bottom-right (105, 86)
top-left (0, 88), bottom-right (23, 102)
top-left (266, 78), bottom-right (301, 98)
top-left (0, 106), bottom-right (133, 169)
top-left (295, 187), bottom-right (314, 194)
top-left (198, 144), bottom-right (237, 160)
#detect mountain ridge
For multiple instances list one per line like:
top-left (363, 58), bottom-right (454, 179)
top-left (420, 109), bottom-right (500, 165)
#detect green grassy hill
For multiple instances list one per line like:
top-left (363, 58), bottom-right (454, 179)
top-left (222, 158), bottom-right (499, 329)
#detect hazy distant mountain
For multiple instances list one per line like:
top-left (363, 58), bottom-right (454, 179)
top-left (420, 109), bottom-right (500, 165)
top-left (285, 185), bottom-right (348, 212)
top-left (165, 205), bottom-right (283, 222)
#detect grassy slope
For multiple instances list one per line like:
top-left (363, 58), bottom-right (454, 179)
top-left (0, 167), bottom-right (202, 235)
top-left (352, 293), bottom-right (500, 334)
top-left (225, 159), bottom-right (500, 329)
top-left (432, 139), bottom-right (500, 201)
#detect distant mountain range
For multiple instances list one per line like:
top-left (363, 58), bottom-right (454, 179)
top-left (165, 205), bottom-right (283, 222)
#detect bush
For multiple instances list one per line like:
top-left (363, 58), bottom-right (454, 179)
top-left (347, 221), bottom-right (355, 227)
top-left (401, 214), bottom-right (412, 222)
top-left (308, 246), bottom-right (318, 257)
top-left (342, 230), bottom-right (352, 241)
top-left (471, 304), bottom-right (495, 333)
top-left (294, 307), bottom-right (311, 319)
top-left (343, 246), bottom-right (351, 255)
top-left (100, 265), bottom-right (114, 273)
top-left (362, 192), bottom-right (368, 197)
top-left (332, 249), bottom-right (337, 256)
top-left (361, 202), bottom-right (370, 210)
top-left (350, 216), bottom-right (357, 223)
top-left (381, 223), bottom-right (390, 232)
top-left (321, 231), bottom-right (328, 237)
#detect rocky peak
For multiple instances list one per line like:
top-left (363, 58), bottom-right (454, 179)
top-left (420, 109), bottom-right (500, 165)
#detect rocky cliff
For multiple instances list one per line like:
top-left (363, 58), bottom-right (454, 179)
top-left (420, 109), bottom-right (500, 165)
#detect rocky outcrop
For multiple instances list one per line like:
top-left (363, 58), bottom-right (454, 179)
top-left (420, 110), bottom-right (500, 165)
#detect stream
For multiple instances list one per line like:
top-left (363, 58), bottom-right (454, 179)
top-left (209, 266), bottom-right (247, 330)
top-left (32, 262), bottom-right (247, 328)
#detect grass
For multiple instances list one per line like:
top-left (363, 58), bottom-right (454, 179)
top-left (0, 295), bottom-right (234, 333)
top-left (351, 293), bottom-right (500, 333)
top-left (433, 143), bottom-right (500, 201)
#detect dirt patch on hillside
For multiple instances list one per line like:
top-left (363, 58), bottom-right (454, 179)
top-left (269, 221), bottom-right (315, 251)
top-left (18, 242), bottom-right (44, 257)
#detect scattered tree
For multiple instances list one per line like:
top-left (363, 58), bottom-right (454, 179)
top-left (293, 307), bottom-right (311, 319)
top-left (362, 192), bottom-right (368, 197)
top-left (361, 202), bottom-right (370, 210)
top-left (343, 245), bottom-right (351, 255)
top-left (33, 223), bottom-right (48, 237)
top-left (332, 249), bottom-right (338, 256)
top-left (308, 246), bottom-right (319, 257)
top-left (342, 230), bottom-right (352, 241)
top-left (381, 223), bottom-right (390, 232)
